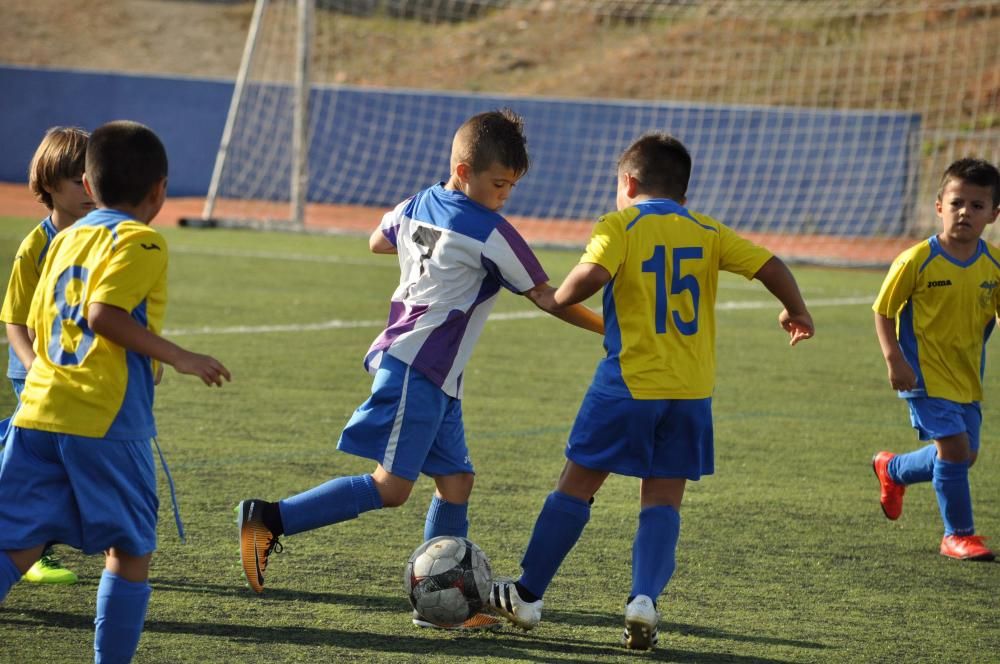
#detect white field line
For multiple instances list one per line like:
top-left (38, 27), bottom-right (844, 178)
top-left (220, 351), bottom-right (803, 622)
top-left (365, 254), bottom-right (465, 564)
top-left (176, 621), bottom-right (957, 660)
top-left (0, 296), bottom-right (871, 344)
top-left (158, 296), bottom-right (876, 337)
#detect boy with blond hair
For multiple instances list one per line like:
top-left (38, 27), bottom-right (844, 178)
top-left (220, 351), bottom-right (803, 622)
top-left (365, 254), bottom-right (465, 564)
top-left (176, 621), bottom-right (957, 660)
top-left (1, 126), bottom-right (93, 584)
top-left (237, 109), bottom-right (603, 629)
top-left (0, 120), bottom-right (231, 663)
top-left (489, 133), bottom-right (814, 650)
top-left (872, 157), bottom-right (1000, 562)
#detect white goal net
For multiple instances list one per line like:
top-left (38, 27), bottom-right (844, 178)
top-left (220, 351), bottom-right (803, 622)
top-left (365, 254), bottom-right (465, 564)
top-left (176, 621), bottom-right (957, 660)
top-left (199, 0), bottom-right (1000, 266)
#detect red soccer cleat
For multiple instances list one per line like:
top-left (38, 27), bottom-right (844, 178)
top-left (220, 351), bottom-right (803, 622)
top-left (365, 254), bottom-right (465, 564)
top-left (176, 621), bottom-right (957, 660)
top-left (940, 535), bottom-right (996, 561)
top-left (872, 451), bottom-right (906, 520)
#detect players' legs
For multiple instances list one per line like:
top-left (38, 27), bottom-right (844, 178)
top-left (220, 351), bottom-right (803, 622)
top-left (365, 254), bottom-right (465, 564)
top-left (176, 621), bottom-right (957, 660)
top-left (0, 545), bottom-right (45, 601)
top-left (95, 549), bottom-right (152, 664)
top-left (887, 444), bottom-right (936, 485)
top-left (630, 478), bottom-right (685, 604)
top-left (933, 432), bottom-right (974, 536)
top-left (423, 398), bottom-right (475, 540)
top-left (515, 461), bottom-right (606, 600)
top-left (425, 473), bottom-right (474, 540)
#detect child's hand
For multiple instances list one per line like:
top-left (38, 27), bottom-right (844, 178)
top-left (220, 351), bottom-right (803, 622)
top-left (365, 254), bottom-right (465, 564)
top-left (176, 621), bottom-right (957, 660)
top-left (779, 310), bottom-right (814, 346)
top-left (886, 356), bottom-right (917, 392)
top-left (173, 351), bottom-right (231, 387)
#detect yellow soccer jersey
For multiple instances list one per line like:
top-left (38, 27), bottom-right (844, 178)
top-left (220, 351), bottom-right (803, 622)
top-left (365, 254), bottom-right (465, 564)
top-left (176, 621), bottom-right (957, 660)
top-left (14, 209), bottom-right (168, 439)
top-left (583, 198), bottom-right (772, 399)
top-left (1, 217), bottom-right (59, 379)
top-left (873, 235), bottom-right (1000, 403)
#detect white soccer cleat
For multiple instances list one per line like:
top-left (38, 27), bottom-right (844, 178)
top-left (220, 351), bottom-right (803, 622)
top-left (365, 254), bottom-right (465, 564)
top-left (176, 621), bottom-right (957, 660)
top-left (488, 578), bottom-right (543, 630)
top-left (623, 594), bottom-right (660, 650)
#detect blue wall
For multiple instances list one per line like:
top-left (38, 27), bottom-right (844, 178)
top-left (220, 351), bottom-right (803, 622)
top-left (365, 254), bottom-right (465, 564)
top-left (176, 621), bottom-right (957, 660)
top-left (1, 66), bottom-right (921, 235)
top-left (0, 66), bottom-right (231, 197)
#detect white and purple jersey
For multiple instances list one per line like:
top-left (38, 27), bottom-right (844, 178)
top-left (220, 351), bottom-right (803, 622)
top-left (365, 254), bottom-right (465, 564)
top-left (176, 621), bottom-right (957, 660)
top-left (366, 183), bottom-right (548, 398)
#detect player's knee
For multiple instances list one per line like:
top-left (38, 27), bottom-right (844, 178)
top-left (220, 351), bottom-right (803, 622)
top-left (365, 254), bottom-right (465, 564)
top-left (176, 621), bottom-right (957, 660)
top-left (434, 472), bottom-right (474, 504)
top-left (374, 481), bottom-right (413, 508)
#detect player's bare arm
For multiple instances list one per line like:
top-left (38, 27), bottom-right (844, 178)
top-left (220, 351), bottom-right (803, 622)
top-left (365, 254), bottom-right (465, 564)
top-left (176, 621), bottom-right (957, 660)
top-left (369, 228), bottom-right (397, 254)
top-left (753, 256), bottom-right (814, 345)
top-left (523, 270), bottom-right (605, 335)
top-left (874, 311), bottom-right (917, 391)
top-left (5, 322), bottom-right (35, 370)
top-left (88, 302), bottom-right (231, 387)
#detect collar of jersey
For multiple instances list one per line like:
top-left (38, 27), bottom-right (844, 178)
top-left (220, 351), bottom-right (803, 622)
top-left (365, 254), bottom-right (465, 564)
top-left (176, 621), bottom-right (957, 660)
top-left (74, 208), bottom-right (139, 229)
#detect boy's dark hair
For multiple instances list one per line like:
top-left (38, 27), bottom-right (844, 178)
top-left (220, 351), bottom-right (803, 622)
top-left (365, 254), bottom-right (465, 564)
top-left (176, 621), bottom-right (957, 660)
top-left (618, 133), bottom-right (691, 202)
top-left (453, 108), bottom-right (529, 176)
top-left (938, 158), bottom-right (1000, 207)
top-left (86, 120), bottom-right (168, 207)
top-left (28, 126), bottom-right (89, 210)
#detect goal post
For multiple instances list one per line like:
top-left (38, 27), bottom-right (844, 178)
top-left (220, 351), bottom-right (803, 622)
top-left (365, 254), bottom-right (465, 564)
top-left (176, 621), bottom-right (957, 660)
top-left (196, 0), bottom-right (1000, 266)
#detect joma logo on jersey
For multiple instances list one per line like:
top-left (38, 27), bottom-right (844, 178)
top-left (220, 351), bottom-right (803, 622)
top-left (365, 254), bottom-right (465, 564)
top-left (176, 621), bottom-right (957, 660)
top-left (980, 280), bottom-right (999, 291)
top-left (927, 280), bottom-right (952, 288)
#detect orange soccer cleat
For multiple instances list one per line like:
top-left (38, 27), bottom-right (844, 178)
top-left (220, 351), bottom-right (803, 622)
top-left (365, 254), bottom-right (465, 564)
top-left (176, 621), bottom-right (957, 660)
top-left (872, 451), bottom-right (906, 520)
top-left (940, 535), bottom-right (995, 561)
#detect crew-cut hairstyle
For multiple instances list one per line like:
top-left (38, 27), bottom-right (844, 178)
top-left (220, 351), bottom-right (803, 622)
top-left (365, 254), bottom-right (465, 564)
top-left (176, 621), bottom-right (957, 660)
top-left (451, 108), bottom-right (529, 176)
top-left (618, 133), bottom-right (692, 202)
top-left (28, 126), bottom-right (89, 210)
top-left (86, 120), bottom-right (168, 207)
top-left (938, 157), bottom-right (1000, 207)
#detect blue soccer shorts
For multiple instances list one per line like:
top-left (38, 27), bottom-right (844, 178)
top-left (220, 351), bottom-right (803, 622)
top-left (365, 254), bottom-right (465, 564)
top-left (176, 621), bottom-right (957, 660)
top-left (566, 387), bottom-right (714, 480)
top-left (0, 427), bottom-right (158, 556)
top-left (907, 397), bottom-right (982, 452)
top-left (337, 354), bottom-right (474, 482)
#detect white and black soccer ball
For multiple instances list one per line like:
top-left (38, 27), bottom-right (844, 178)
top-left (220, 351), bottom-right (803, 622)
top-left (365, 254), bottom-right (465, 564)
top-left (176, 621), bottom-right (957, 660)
top-left (404, 536), bottom-right (492, 627)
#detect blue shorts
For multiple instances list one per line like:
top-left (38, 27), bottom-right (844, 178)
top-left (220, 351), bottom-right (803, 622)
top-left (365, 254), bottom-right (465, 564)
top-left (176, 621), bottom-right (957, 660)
top-left (0, 427), bottom-right (158, 556)
top-left (907, 397), bottom-right (982, 452)
top-left (337, 355), bottom-right (474, 482)
top-left (567, 388), bottom-right (714, 480)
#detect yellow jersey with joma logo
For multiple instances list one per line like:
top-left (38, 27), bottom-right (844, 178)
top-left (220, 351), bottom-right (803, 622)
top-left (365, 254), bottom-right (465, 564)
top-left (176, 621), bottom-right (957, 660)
top-left (582, 198), bottom-right (772, 399)
top-left (14, 209), bottom-right (168, 439)
top-left (873, 235), bottom-right (1000, 403)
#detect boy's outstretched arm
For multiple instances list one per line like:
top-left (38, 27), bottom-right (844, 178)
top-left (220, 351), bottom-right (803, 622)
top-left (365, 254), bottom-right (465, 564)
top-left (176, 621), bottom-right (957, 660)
top-left (523, 262), bottom-right (608, 335)
top-left (89, 303), bottom-right (231, 386)
top-left (874, 311), bottom-right (917, 391)
top-left (753, 256), bottom-right (815, 345)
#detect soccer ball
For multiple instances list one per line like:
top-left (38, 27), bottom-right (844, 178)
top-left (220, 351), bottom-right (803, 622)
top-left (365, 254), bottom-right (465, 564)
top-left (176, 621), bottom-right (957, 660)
top-left (404, 536), bottom-right (492, 627)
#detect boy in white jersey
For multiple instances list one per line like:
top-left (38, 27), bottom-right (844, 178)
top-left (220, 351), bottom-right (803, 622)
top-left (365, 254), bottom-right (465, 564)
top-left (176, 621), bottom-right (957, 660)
top-left (1, 126), bottom-right (93, 585)
top-left (872, 158), bottom-right (1000, 562)
top-left (238, 110), bottom-right (603, 630)
top-left (488, 133), bottom-right (814, 649)
top-left (0, 120), bottom-right (231, 663)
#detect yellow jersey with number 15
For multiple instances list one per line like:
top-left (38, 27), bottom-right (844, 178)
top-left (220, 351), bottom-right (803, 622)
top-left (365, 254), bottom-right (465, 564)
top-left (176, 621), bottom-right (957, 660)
top-left (581, 198), bottom-right (772, 400)
top-left (14, 209), bottom-right (168, 440)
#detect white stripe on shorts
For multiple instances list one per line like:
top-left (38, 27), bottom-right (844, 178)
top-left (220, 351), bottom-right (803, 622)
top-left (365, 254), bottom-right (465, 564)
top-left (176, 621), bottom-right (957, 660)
top-left (382, 364), bottom-right (410, 473)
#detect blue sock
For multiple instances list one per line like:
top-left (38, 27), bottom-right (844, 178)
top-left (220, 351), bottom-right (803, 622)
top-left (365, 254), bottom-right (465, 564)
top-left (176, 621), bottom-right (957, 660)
top-left (279, 475), bottom-right (383, 536)
top-left (93, 570), bottom-right (151, 664)
top-left (0, 551), bottom-right (21, 602)
top-left (888, 444), bottom-right (936, 485)
top-left (518, 491), bottom-right (590, 599)
top-left (933, 458), bottom-right (974, 536)
top-left (423, 495), bottom-right (469, 540)
top-left (631, 505), bottom-right (681, 602)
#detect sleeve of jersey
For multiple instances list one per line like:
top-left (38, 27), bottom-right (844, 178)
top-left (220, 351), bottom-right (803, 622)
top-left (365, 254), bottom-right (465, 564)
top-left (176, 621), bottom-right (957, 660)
top-left (89, 226), bottom-right (168, 315)
top-left (482, 219), bottom-right (549, 293)
top-left (0, 229), bottom-right (46, 325)
top-left (717, 222), bottom-right (773, 278)
top-left (579, 214), bottom-right (624, 276)
top-left (380, 199), bottom-right (409, 248)
top-left (872, 253), bottom-right (915, 317)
